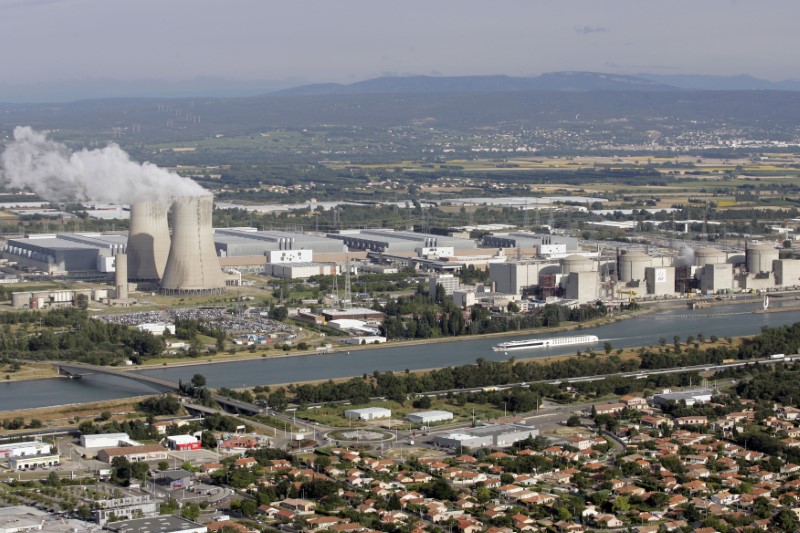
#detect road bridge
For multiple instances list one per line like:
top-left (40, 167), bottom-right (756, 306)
top-left (53, 362), bottom-right (264, 415)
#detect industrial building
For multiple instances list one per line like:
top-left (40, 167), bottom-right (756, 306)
top-left (406, 410), bottom-right (454, 424)
top-left (264, 262), bottom-right (337, 279)
top-left (0, 441), bottom-right (51, 459)
top-left (1, 233), bottom-right (127, 274)
top-left (80, 433), bottom-right (137, 449)
top-left (11, 288), bottom-right (94, 309)
top-left (560, 255), bottom-right (599, 303)
top-left (104, 516), bottom-right (206, 533)
top-left (482, 242), bottom-right (800, 305)
top-left (9, 453), bottom-right (60, 471)
top-left (482, 232), bottom-right (578, 254)
top-left (321, 307), bottom-right (384, 321)
top-left (166, 435), bottom-right (201, 451)
top-left (651, 389), bottom-right (715, 407)
top-left (489, 261), bottom-right (560, 295)
top-left (433, 423), bottom-right (539, 449)
top-left (214, 228), bottom-right (346, 256)
top-left (328, 229), bottom-right (477, 254)
top-left (344, 407), bottom-right (392, 420)
top-left (97, 444), bottom-right (168, 463)
top-left (428, 273), bottom-right (461, 296)
top-left (94, 495), bottom-right (159, 526)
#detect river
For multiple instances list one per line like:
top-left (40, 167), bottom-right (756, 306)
top-left (3, 298), bottom-right (798, 411)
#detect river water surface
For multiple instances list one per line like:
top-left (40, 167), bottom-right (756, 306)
top-left (3, 299), bottom-right (798, 411)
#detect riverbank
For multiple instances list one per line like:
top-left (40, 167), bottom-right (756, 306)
top-left (0, 296), bottom-right (750, 383)
top-left (125, 307), bottom-right (644, 373)
top-left (0, 395), bottom-right (151, 424)
top-left (261, 335), bottom-right (747, 391)
top-left (1, 361), bottom-right (58, 382)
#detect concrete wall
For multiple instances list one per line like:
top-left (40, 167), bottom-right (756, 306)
top-left (645, 266), bottom-right (676, 296)
top-left (775, 259), bottom-right (800, 287)
top-left (564, 271), bottom-right (598, 303)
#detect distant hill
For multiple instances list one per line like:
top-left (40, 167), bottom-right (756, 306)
top-left (637, 73), bottom-right (800, 91)
top-left (272, 72), bottom-right (677, 96)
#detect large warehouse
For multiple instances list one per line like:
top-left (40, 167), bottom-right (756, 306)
top-left (2, 233), bottom-right (127, 274)
top-left (344, 407), bottom-right (392, 420)
top-left (482, 232), bottom-right (579, 254)
top-left (328, 229), bottom-right (477, 254)
top-left (214, 228), bottom-right (346, 257)
top-left (406, 410), bottom-right (454, 424)
top-left (433, 423), bottom-right (539, 449)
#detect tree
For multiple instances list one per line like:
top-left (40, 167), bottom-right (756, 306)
top-left (131, 461), bottom-right (149, 483)
top-left (566, 414), bottom-right (581, 427)
top-left (190, 374), bottom-right (207, 389)
top-left (181, 503), bottom-right (200, 521)
top-left (75, 293), bottom-right (89, 310)
top-left (158, 461), bottom-right (170, 471)
top-left (46, 471), bottom-right (61, 487)
top-left (111, 456), bottom-right (132, 486)
top-left (603, 341), bottom-right (613, 355)
top-left (239, 499), bottom-right (257, 518)
top-left (201, 430), bottom-right (218, 450)
top-left (613, 495), bottom-right (630, 514)
top-left (775, 509), bottom-right (799, 532)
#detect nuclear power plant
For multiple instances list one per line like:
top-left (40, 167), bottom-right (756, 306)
top-left (126, 201), bottom-right (171, 282)
top-left (159, 195), bottom-right (226, 295)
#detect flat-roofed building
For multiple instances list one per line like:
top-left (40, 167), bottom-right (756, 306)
top-left (406, 410), bottom-right (454, 424)
top-left (214, 228), bottom-right (346, 257)
top-left (482, 232), bottom-right (578, 253)
top-left (81, 433), bottom-right (136, 449)
top-left (433, 423), bottom-right (538, 449)
top-left (651, 389), bottom-right (714, 407)
top-left (344, 407), bottom-right (392, 420)
top-left (97, 444), bottom-right (168, 463)
top-left (166, 435), bottom-right (200, 451)
top-left (329, 229), bottom-right (477, 254)
top-left (8, 453), bottom-right (60, 471)
top-left (104, 516), bottom-right (206, 533)
top-left (321, 307), bottom-right (384, 321)
top-left (94, 494), bottom-right (158, 525)
top-left (1, 233), bottom-right (127, 274)
top-left (0, 441), bottom-right (51, 459)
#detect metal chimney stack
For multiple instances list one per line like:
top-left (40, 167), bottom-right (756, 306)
top-left (160, 195), bottom-right (226, 295)
top-left (127, 201), bottom-right (171, 282)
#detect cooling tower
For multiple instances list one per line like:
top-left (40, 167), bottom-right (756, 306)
top-left (115, 252), bottom-right (128, 299)
top-left (127, 201), bottom-right (171, 282)
top-left (160, 195), bottom-right (226, 295)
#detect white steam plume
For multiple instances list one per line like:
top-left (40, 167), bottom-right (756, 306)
top-left (0, 126), bottom-right (207, 203)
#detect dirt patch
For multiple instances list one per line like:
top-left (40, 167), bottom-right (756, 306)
top-left (1, 396), bottom-right (152, 426)
top-left (1, 362), bottom-right (59, 382)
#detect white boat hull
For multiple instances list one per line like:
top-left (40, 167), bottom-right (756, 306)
top-left (492, 335), bottom-right (599, 352)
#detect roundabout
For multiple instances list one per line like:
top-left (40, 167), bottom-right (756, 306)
top-left (327, 428), bottom-right (395, 443)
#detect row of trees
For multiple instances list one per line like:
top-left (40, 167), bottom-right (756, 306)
top-left (380, 292), bottom-right (610, 340)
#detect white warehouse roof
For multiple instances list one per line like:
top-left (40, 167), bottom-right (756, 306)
top-left (406, 410), bottom-right (454, 423)
top-left (344, 407), bottom-right (392, 419)
top-left (167, 435), bottom-right (198, 444)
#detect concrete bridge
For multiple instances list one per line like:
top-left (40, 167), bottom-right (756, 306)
top-left (54, 362), bottom-right (264, 415)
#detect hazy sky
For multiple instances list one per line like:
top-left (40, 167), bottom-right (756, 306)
top-left (1, 0), bottom-right (798, 86)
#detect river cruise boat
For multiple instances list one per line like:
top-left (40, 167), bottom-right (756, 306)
top-left (492, 334), bottom-right (599, 352)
